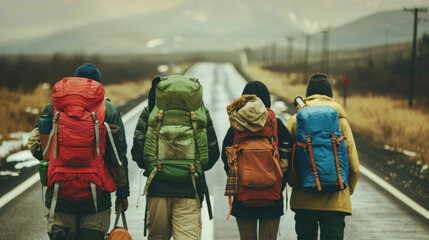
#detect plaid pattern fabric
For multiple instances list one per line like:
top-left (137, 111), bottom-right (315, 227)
top-left (224, 146), bottom-right (238, 196)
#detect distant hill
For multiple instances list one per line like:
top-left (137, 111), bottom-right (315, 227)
top-left (313, 9), bottom-right (429, 50)
top-left (0, 1), bottom-right (300, 55)
top-left (0, 5), bottom-right (428, 54)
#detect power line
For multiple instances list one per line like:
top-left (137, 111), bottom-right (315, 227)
top-left (404, 7), bottom-right (427, 108)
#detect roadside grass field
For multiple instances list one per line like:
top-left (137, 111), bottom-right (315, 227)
top-left (242, 65), bottom-right (429, 165)
top-left (0, 79), bottom-right (151, 142)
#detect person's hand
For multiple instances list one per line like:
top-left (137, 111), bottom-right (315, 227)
top-left (115, 198), bottom-right (128, 213)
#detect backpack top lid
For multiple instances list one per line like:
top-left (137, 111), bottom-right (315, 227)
top-left (297, 105), bottom-right (340, 135)
top-left (52, 77), bottom-right (105, 111)
top-left (155, 75), bottom-right (202, 111)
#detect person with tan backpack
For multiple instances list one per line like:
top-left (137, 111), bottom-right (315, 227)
top-left (222, 81), bottom-right (293, 240)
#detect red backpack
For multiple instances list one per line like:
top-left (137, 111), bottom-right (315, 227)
top-left (225, 109), bottom-right (283, 219)
top-left (46, 77), bottom-right (116, 205)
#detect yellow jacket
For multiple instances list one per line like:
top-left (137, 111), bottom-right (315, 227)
top-left (286, 94), bottom-right (360, 214)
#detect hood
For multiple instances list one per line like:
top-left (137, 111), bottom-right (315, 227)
top-left (303, 94), bottom-right (347, 119)
top-left (148, 75), bottom-right (170, 113)
top-left (242, 81), bottom-right (271, 108)
top-left (227, 94), bottom-right (268, 132)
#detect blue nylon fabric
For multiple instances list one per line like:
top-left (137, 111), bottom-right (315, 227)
top-left (296, 105), bottom-right (349, 192)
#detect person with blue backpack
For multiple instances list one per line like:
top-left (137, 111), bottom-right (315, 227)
top-left (286, 73), bottom-right (360, 240)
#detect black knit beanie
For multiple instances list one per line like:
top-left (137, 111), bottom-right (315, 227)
top-left (306, 73), bottom-right (333, 98)
top-left (242, 81), bottom-right (271, 108)
top-left (74, 63), bottom-right (102, 83)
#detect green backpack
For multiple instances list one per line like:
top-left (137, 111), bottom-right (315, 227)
top-left (143, 75), bottom-right (209, 204)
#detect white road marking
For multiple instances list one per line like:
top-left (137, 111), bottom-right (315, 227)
top-left (201, 196), bottom-right (214, 240)
top-left (360, 165), bottom-right (429, 220)
top-left (122, 99), bottom-right (148, 123)
top-left (0, 173), bottom-right (40, 209)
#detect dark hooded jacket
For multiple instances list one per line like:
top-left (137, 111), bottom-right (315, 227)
top-left (30, 64), bottom-right (129, 214)
top-left (131, 76), bottom-right (220, 200)
top-left (37, 100), bottom-right (129, 213)
top-left (221, 81), bottom-right (293, 219)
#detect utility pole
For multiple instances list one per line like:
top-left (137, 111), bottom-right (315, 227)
top-left (321, 27), bottom-right (330, 75)
top-left (404, 7), bottom-right (427, 108)
top-left (286, 37), bottom-right (295, 68)
top-left (385, 28), bottom-right (389, 66)
top-left (261, 47), bottom-right (266, 67)
top-left (271, 42), bottom-right (277, 66)
top-left (302, 34), bottom-right (311, 83)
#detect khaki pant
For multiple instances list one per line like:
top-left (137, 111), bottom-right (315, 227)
top-left (146, 197), bottom-right (202, 240)
top-left (46, 208), bottom-right (111, 240)
top-left (236, 217), bottom-right (281, 240)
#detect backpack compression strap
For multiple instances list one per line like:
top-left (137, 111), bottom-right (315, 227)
top-left (104, 122), bottom-right (122, 166)
top-left (47, 182), bottom-right (59, 232)
top-left (143, 110), bottom-right (164, 195)
top-left (306, 135), bottom-right (322, 191)
top-left (43, 111), bottom-right (60, 158)
top-left (190, 111), bottom-right (201, 208)
top-left (331, 133), bottom-right (345, 190)
top-left (270, 137), bottom-right (283, 178)
top-left (91, 112), bottom-right (100, 156)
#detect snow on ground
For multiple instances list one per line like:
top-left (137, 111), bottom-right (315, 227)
top-left (0, 132), bottom-right (30, 158)
top-left (6, 150), bottom-right (35, 163)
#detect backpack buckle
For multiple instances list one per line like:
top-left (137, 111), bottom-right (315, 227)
top-left (190, 112), bottom-right (196, 121)
top-left (158, 110), bottom-right (164, 120)
top-left (156, 163), bottom-right (162, 171)
top-left (189, 164), bottom-right (195, 173)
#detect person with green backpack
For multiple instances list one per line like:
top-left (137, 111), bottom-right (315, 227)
top-left (131, 75), bottom-right (220, 240)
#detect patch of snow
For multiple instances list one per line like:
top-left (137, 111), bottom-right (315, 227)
top-left (0, 171), bottom-right (20, 177)
top-left (6, 150), bottom-right (35, 163)
top-left (15, 159), bottom-right (39, 169)
top-left (0, 139), bottom-right (24, 158)
top-left (146, 38), bottom-right (165, 49)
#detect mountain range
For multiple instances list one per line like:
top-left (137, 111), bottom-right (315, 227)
top-left (0, 2), bottom-right (428, 55)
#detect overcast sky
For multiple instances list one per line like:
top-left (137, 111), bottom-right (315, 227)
top-left (1, 0), bottom-right (427, 43)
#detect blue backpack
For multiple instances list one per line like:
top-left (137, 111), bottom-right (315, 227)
top-left (293, 105), bottom-right (349, 193)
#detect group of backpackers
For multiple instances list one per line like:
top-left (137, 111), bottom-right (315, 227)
top-left (28, 63), bottom-right (359, 240)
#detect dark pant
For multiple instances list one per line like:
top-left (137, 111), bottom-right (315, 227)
top-left (294, 210), bottom-right (346, 240)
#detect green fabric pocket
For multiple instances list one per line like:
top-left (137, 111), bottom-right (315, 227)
top-left (155, 159), bottom-right (195, 183)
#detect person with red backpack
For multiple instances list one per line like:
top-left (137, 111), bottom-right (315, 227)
top-left (28, 63), bottom-right (129, 240)
top-left (221, 81), bottom-right (293, 240)
top-left (286, 73), bottom-right (359, 240)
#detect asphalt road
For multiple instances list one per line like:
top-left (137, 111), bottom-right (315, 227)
top-left (1, 62), bottom-right (428, 239)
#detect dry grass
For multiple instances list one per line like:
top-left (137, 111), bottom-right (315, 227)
top-left (104, 79), bottom-right (151, 106)
top-left (242, 65), bottom-right (429, 165)
top-left (0, 79), bottom-right (151, 141)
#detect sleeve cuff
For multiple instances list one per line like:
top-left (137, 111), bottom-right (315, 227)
top-left (116, 190), bottom-right (130, 198)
